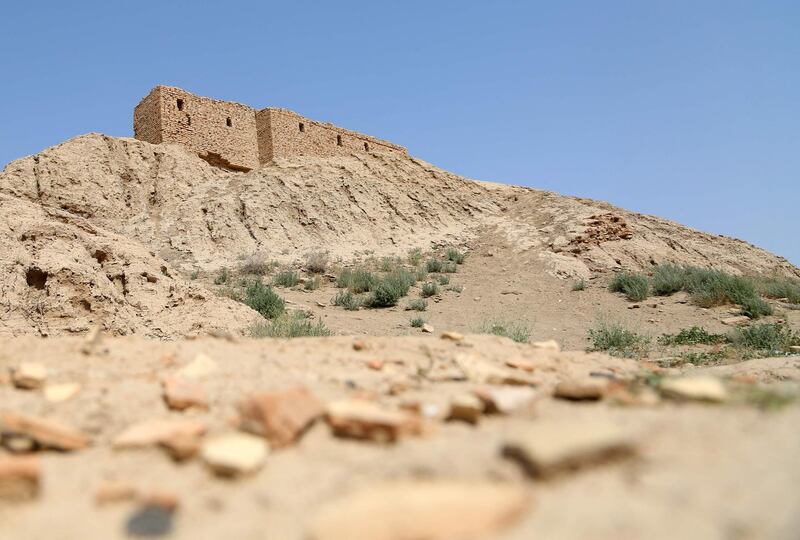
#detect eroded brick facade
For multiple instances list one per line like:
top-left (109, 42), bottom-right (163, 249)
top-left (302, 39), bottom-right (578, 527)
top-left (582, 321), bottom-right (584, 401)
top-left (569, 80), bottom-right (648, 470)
top-left (134, 86), bottom-right (406, 171)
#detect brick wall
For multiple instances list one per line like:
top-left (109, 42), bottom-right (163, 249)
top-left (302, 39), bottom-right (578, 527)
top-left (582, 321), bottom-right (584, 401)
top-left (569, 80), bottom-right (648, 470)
top-left (134, 86), bottom-right (407, 169)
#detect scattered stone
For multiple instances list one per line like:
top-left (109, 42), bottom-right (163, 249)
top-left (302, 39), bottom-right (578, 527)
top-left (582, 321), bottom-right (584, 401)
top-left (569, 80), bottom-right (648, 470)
top-left (421, 324), bottom-right (434, 333)
top-left (627, 304), bottom-right (640, 309)
top-left (11, 363), bottom-right (47, 390)
top-left (474, 386), bottom-right (536, 414)
top-left (237, 387), bottom-right (324, 448)
top-left (176, 353), bottom-right (217, 379)
top-left (457, 355), bottom-right (539, 386)
top-left (721, 315), bottom-right (750, 327)
top-left (159, 433), bottom-right (202, 462)
top-left (200, 433), bottom-right (268, 477)
top-left (43, 382), bottom-right (81, 403)
top-left (447, 393), bottom-right (485, 424)
top-left (95, 482), bottom-right (138, 505)
top-left (505, 357), bottom-right (536, 372)
top-left (126, 505), bottom-right (174, 537)
top-left (502, 421), bottom-right (636, 479)
top-left (366, 359), bottom-right (384, 371)
top-left (553, 379), bottom-right (607, 401)
top-left (352, 339), bottom-right (367, 351)
top-left (440, 331), bottom-right (464, 342)
top-left (306, 480), bottom-right (531, 540)
top-left (0, 411), bottom-right (90, 451)
top-left (161, 377), bottom-right (208, 411)
top-left (113, 419), bottom-right (206, 449)
top-left (0, 456), bottom-right (40, 501)
top-left (326, 400), bottom-right (421, 443)
top-left (140, 489), bottom-right (180, 511)
top-left (660, 376), bottom-right (728, 403)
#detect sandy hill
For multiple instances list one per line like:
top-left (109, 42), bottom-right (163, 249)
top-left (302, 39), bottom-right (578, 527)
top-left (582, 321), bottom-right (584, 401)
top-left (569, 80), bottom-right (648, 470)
top-left (0, 133), bottom-right (796, 339)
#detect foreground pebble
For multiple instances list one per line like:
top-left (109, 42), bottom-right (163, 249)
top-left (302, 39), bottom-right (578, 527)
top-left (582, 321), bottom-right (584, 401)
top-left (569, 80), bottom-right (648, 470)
top-left (474, 386), bottom-right (537, 414)
top-left (502, 421), bottom-right (636, 479)
top-left (326, 400), bottom-right (421, 443)
top-left (660, 376), bottom-right (728, 403)
top-left (200, 433), bottom-right (269, 477)
top-left (11, 363), bottom-right (47, 390)
top-left (447, 393), bottom-right (485, 424)
top-left (238, 386), bottom-right (324, 448)
top-left (0, 411), bottom-right (90, 451)
top-left (43, 382), bottom-right (81, 403)
top-left (0, 455), bottom-right (40, 501)
top-left (161, 377), bottom-right (208, 411)
top-left (554, 378), bottom-right (607, 401)
top-left (113, 419), bottom-right (206, 449)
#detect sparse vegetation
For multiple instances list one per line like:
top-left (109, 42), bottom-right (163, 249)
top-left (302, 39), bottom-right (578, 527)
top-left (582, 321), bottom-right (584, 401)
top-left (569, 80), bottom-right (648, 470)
top-left (737, 385), bottom-right (799, 411)
top-left (421, 282), bottom-right (439, 298)
top-left (240, 252), bottom-right (273, 276)
top-left (190, 269), bottom-right (199, 280)
top-left (332, 290), bottom-right (361, 311)
top-left (408, 248), bottom-right (423, 266)
top-left (367, 270), bottom-right (414, 307)
top-left (756, 276), bottom-right (800, 304)
top-left (407, 298), bottom-right (427, 311)
top-left (448, 284), bottom-right (464, 293)
top-left (609, 272), bottom-right (649, 302)
top-left (426, 258), bottom-right (444, 273)
top-left (678, 350), bottom-right (728, 365)
top-left (244, 280), bottom-right (286, 319)
top-left (437, 274), bottom-right (450, 285)
top-left (445, 247), bottom-right (465, 264)
top-left (410, 317), bottom-right (425, 328)
top-left (728, 322), bottom-right (799, 352)
top-left (273, 270), bottom-right (300, 287)
top-left (304, 276), bottom-right (321, 290)
top-left (414, 267), bottom-right (428, 282)
top-left (337, 267), bottom-right (377, 293)
top-left (477, 320), bottom-right (531, 343)
top-left (650, 263), bottom-right (686, 296)
top-left (250, 312), bottom-right (331, 338)
top-left (588, 320), bottom-right (649, 356)
top-left (571, 279), bottom-right (586, 291)
top-left (441, 261), bottom-right (458, 273)
top-left (379, 256), bottom-right (399, 272)
top-left (214, 267), bottom-right (231, 285)
top-left (305, 251), bottom-right (329, 274)
top-left (658, 326), bottom-right (728, 346)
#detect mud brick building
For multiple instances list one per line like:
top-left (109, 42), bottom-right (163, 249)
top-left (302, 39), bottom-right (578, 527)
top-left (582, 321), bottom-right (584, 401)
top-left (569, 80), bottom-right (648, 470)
top-left (134, 86), bottom-right (407, 171)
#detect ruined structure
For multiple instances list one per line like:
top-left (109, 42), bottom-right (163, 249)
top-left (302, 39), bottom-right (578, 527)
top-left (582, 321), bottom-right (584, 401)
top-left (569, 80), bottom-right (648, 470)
top-left (134, 86), bottom-right (407, 171)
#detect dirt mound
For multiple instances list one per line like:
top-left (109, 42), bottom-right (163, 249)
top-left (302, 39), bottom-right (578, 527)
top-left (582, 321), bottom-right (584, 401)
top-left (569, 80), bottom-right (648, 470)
top-left (0, 192), bottom-right (257, 338)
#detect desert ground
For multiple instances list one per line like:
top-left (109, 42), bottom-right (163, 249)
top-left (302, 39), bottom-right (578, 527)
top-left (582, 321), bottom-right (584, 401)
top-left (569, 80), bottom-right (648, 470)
top-left (1, 134), bottom-right (799, 539)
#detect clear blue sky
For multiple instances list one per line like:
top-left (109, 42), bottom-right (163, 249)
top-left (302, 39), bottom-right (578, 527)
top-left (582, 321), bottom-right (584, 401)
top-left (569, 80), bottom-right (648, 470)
top-left (1, 1), bottom-right (798, 265)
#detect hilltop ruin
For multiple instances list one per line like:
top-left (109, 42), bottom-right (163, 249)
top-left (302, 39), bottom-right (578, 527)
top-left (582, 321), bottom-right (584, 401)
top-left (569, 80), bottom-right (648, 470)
top-left (133, 86), bottom-right (407, 171)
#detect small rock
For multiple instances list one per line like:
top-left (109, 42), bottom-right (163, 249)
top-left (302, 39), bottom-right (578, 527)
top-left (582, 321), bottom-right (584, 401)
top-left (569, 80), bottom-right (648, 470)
top-left (113, 419), bottom-right (206, 449)
top-left (721, 315), bottom-right (750, 327)
top-left (659, 376), bottom-right (728, 403)
top-left (126, 505), bottom-right (174, 537)
top-left (11, 363), bottom-right (47, 390)
top-left (176, 353), bottom-right (217, 379)
top-left (159, 433), bottom-right (202, 462)
top-left (161, 377), bottom-right (208, 411)
top-left (366, 359), bottom-right (385, 371)
top-left (306, 480), bottom-right (531, 540)
top-left (0, 456), bottom-right (40, 501)
top-left (326, 400), bottom-right (421, 443)
top-left (140, 490), bottom-right (180, 511)
top-left (421, 324), bottom-right (434, 333)
top-left (352, 339), bottom-right (367, 351)
top-left (458, 355), bottom-right (539, 386)
top-left (44, 383), bottom-right (81, 403)
top-left (200, 433), bottom-right (268, 477)
top-left (440, 331), bottom-right (464, 342)
top-left (553, 379), bottom-right (607, 401)
top-left (95, 482), bottom-right (138, 505)
top-left (531, 339), bottom-right (561, 352)
top-left (505, 358), bottom-right (536, 372)
top-left (237, 387), bottom-right (324, 448)
top-left (447, 393), bottom-right (484, 424)
top-left (502, 421), bottom-right (636, 479)
top-left (0, 411), bottom-right (90, 451)
top-left (474, 386), bottom-right (536, 414)
top-left (627, 304), bottom-right (640, 309)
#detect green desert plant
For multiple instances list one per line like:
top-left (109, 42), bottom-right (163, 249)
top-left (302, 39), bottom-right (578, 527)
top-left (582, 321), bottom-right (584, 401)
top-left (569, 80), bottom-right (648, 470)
top-left (407, 298), bottom-right (428, 311)
top-left (190, 269), bottom-right (199, 280)
top-left (477, 320), bottom-right (531, 344)
top-left (410, 317), bottom-right (425, 328)
top-left (250, 313), bottom-right (331, 338)
top-left (305, 251), bottom-right (329, 274)
top-left (426, 258), bottom-right (444, 273)
top-left (437, 274), bottom-right (450, 285)
top-left (571, 279), bottom-right (586, 291)
top-left (332, 290), bottom-right (361, 311)
top-left (588, 320), bottom-right (649, 356)
top-left (239, 253), bottom-right (273, 276)
top-left (756, 276), bottom-right (800, 304)
top-left (445, 247), bottom-right (465, 264)
top-left (367, 272), bottom-right (413, 307)
top-left (658, 326), bottom-right (728, 346)
top-left (407, 248), bottom-right (423, 266)
top-left (650, 263), bottom-right (686, 296)
top-left (609, 272), bottom-right (650, 302)
top-left (421, 282), bottom-right (439, 298)
top-left (728, 323), bottom-right (799, 352)
top-left (214, 267), bottom-right (231, 285)
top-left (272, 270), bottom-right (300, 287)
top-left (337, 267), bottom-right (378, 293)
top-left (244, 280), bottom-right (286, 319)
top-left (304, 276), bottom-right (321, 290)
